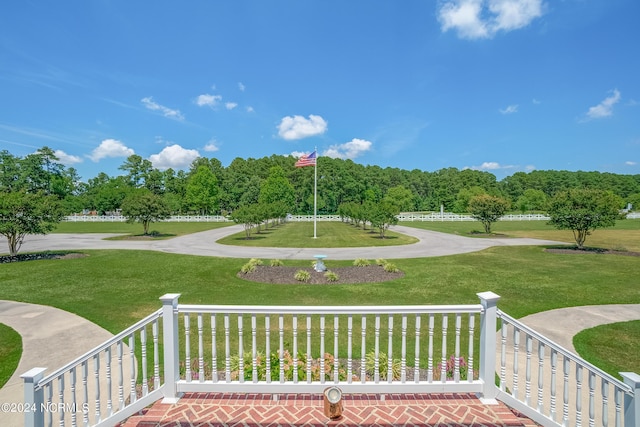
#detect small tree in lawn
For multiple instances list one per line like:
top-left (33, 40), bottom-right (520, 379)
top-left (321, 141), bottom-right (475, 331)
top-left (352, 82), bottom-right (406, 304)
top-left (0, 191), bottom-right (64, 256)
top-left (230, 204), bottom-right (263, 239)
top-left (120, 189), bottom-right (171, 235)
top-left (468, 194), bottom-right (509, 234)
top-left (547, 189), bottom-right (624, 249)
top-left (369, 200), bottom-right (400, 238)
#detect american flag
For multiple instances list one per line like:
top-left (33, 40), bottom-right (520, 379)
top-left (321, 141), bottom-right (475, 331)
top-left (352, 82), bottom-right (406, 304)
top-left (295, 151), bottom-right (317, 167)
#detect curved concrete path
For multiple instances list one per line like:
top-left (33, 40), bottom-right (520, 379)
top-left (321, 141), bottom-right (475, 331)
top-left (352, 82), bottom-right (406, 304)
top-left (3, 224), bottom-right (566, 260)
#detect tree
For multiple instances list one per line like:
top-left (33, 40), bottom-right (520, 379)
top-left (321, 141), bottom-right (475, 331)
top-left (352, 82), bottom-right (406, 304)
top-left (384, 185), bottom-right (415, 212)
top-left (185, 165), bottom-right (219, 215)
top-left (259, 166), bottom-right (295, 212)
top-left (468, 194), bottom-right (509, 233)
top-left (0, 191), bottom-right (64, 256)
top-left (368, 200), bottom-right (400, 238)
top-left (516, 189), bottom-right (547, 213)
top-left (547, 189), bottom-right (624, 249)
top-left (230, 204), bottom-right (263, 239)
top-left (120, 190), bottom-right (171, 235)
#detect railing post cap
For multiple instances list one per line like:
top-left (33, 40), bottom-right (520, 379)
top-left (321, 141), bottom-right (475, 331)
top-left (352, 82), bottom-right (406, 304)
top-left (620, 372), bottom-right (640, 385)
top-left (160, 293), bottom-right (181, 302)
top-left (477, 291), bottom-right (501, 302)
top-left (21, 367), bottom-right (47, 382)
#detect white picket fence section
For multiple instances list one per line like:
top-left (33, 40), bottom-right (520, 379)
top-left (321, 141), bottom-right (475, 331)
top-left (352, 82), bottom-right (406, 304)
top-left (22, 293), bottom-right (640, 427)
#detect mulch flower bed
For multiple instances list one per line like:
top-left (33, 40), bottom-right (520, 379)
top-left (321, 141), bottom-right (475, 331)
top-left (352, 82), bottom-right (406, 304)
top-left (238, 265), bottom-right (404, 285)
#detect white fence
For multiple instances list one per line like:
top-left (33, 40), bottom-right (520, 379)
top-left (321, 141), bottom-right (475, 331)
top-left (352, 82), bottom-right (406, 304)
top-left (22, 293), bottom-right (640, 427)
top-left (63, 213), bottom-right (640, 223)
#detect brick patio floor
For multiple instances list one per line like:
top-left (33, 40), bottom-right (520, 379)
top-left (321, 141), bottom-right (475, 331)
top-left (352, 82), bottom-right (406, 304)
top-left (120, 392), bottom-right (539, 427)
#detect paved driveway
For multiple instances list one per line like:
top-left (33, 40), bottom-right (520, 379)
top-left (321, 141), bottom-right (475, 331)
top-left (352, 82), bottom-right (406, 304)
top-left (2, 224), bottom-right (566, 260)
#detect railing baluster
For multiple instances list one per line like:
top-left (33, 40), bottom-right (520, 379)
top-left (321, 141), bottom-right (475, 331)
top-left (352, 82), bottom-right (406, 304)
top-left (105, 347), bottom-right (113, 415)
top-left (454, 314), bottom-right (461, 382)
top-left (58, 375), bottom-right (65, 427)
top-left (500, 321), bottom-right (507, 390)
top-left (414, 315), bottom-right (421, 383)
top-left (252, 315), bottom-right (257, 383)
top-left (306, 315), bottom-right (312, 383)
top-left (278, 314), bottom-right (285, 383)
top-left (94, 353), bottom-right (101, 423)
top-left (211, 314), bottom-right (218, 382)
top-left (140, 329), bottom-right (148, 394)
top-left (320, 316), bottom-right (326, 383)
top-left (153, 320), bottom-right (160, 389)
top-left (224, 314), bottom-right (231, 383)
top-left (238, 314), bottom-right (244, 384)
top-left (128, 335), bottom-right (135, 404)
top-left (198, 314), bottom-right (204, 383)
top-left (347, 315), bottom-right (353, 383)
top-left (550, 349), bottom-right (558, 421)
top-left (468, 313), bottom-right (474, 383)
top-left (361, 315), bottom-right (366, 383)
top-left (576, 364), bottom-right (583, 427)
top-left (563, 356), bottom-right (570, 427)
top-left (440, 314), bottom-right (448, 383)
top-left (614, 386), bottom-right (622, 427)
top-left (184, 313), bottom-right (191, 382)
top-left (401, 315), bottom-right (407, 383)
top-left (428, 314), bottom-right (434, 382)
top-left (387, 315), bottom-right (394, 383)
top-left (588, 371), bottom-right (595, 427)
top-left (334, 315), bottom-right (339, 383)
top-left (46, 383), bottom-right (53, 427)
top-left (374, 314), bottom-right (380, 383)
top-left (70, 367), bottom-right (77, 427)
top-left (525, 334), bottom-right (532, 406)
top-left (513, 328), bottom-right (520, 399)
top-left (537, 342), bottom-right (544, 413)
top-left (265, 316), bottom-right (271, 383)
top-left (601, 379), bottom-right (609, 427)
top-left (293, 315), bottom-right (298, 383)
top-left (117, 342), bottom-right (124, 411)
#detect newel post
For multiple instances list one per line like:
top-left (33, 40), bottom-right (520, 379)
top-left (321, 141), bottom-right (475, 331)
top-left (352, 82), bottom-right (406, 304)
top-left (621, 372), bottom-right (640, 427)
top-left (160, 293), bottom-right (182, 403)
top-left (477, 291), bottom-right (501, 404)
top-left (21, 367), bottom-right (46, 427)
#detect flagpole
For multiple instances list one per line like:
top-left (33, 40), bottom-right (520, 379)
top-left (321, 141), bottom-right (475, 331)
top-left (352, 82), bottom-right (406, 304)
top-left (313, 146), bottom-right (317, 239)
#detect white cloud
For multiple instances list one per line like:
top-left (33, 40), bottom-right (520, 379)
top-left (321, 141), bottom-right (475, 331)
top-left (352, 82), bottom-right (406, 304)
top-left (500, 104), bottom-right (518, 114)
top-left (246, 106), bottom-right (255, 113)
top-left (323, 138), bottom-right (372, 159)
top-left (141, 97), bottom-right (184, 120)
top-left (626, 161), bottom-right (637, 166)
top-left (585, 89), bottom-right (621, 120)
top-left (148, 144), bottom-right (200, 170)
top-left (238, 82), bottom-right (246, 92)
top-left (466, 161), bottom-right (516, 171)
top-left (203, 139), bottom-right (220, 152)
top-left (277, 114), bottom-right (328, 140)
top-left (225, 102), bottom-right (238, 110)
top-left (525, 164), bottom-right (536, 171)
top-left (89, 139), bottom-right (134, 162)
top-left (195, 93), bottom-right (222, 108)
top-left (437, 0), bottom-right (544, 40)
top-left (54, 149), bottom-right (82, 165)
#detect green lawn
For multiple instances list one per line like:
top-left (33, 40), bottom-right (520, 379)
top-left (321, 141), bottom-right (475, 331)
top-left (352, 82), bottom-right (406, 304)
top-left (218, 221), bottom-right (418, 247)
top-left (400, 219), bottom-right (640, 252)
top-left (53, 221), bottom-right (232, 235)
top-left (0, 324), bottom-right (22, 388)
top-left (574, 320), bottom-right (640, 380)
top-left (1, 220), bottom-right (638, 382)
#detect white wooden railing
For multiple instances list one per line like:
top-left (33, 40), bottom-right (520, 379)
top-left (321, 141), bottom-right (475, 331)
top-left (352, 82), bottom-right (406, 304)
top-left (63, 212), bottom-right (640, 223)
top-left (23, 293), bottom-right (640, 427)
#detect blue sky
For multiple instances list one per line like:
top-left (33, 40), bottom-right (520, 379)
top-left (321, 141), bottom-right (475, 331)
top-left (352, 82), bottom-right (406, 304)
top-left (1, 0), bottom-right (638, 181)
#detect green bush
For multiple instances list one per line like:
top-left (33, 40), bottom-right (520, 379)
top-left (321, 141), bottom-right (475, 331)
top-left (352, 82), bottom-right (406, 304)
top-left (294, 270), bottom-right (311, 282)
top-left (324, 271), bottom-right (339, 282)
top-left (364, 351), bottom-right (401, 380)
top-left (270, 259), bottom-right (284, 266)
top-left (375, 258), bottom-right (386, 266)
top-left (383, 262), bottom-right (399, 273)
top-left (353, 258), bottom-right (370, 267)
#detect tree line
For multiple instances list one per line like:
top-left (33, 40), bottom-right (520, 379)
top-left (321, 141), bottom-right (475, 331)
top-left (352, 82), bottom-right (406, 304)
top-left (1, 147), bottom-right (639, 216)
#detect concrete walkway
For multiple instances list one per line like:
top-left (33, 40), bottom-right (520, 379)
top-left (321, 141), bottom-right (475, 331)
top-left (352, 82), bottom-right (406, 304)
top-left (3, 224), bottom-right (566, 260)
top-left (1, 226), bottom-right (638, 426)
